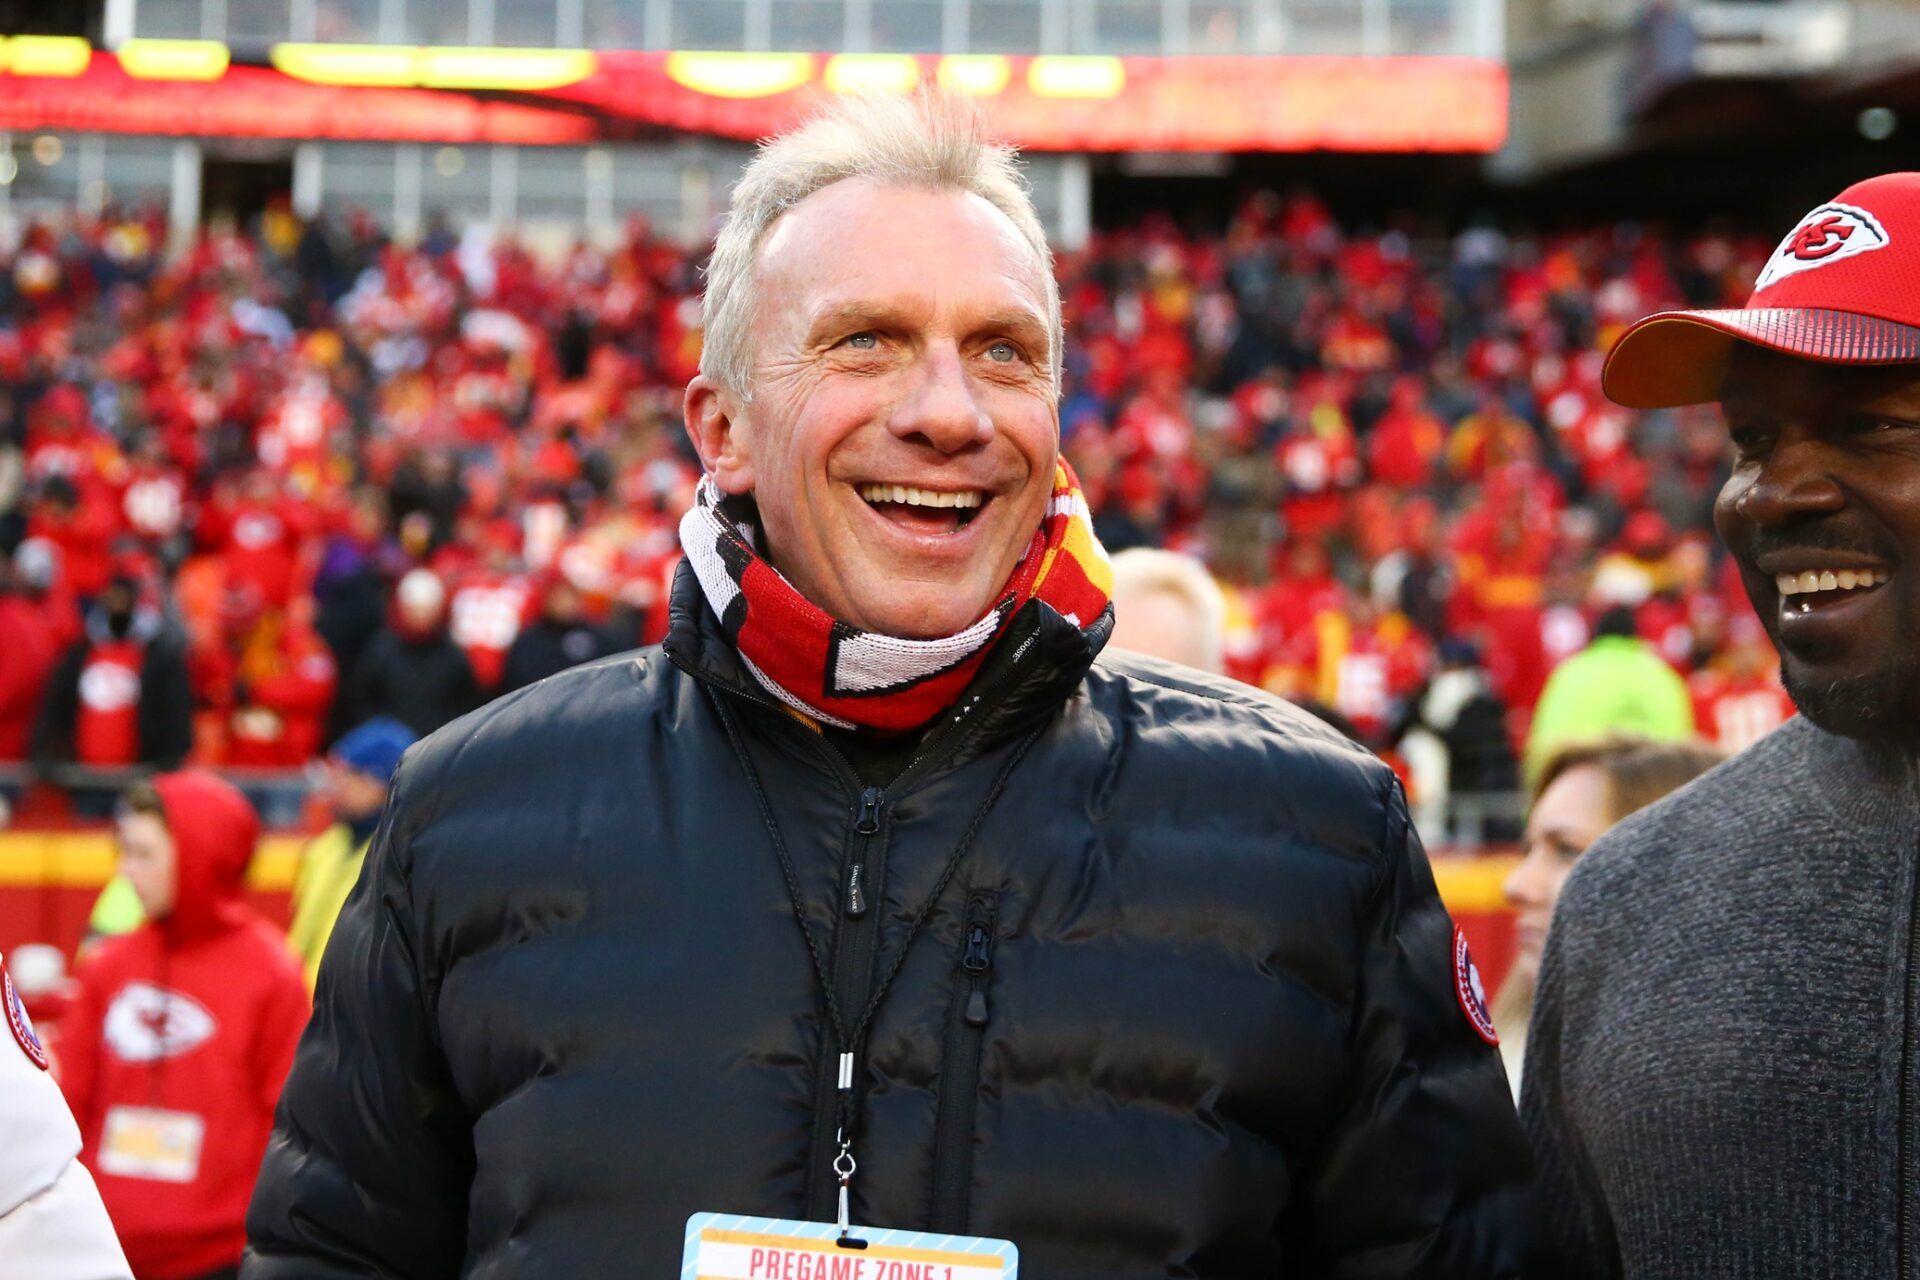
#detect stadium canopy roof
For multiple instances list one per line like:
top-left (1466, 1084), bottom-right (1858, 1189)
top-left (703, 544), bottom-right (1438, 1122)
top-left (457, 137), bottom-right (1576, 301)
top-left (0, 36), bottom-right (1507, 154)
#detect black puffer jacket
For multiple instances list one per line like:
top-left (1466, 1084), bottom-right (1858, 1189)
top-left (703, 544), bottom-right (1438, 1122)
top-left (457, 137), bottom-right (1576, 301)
top-left (245, 568), bottom-right (1531, 1278)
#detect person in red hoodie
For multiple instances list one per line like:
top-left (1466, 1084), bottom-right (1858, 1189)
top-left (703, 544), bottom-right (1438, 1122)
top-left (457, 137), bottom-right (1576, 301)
top-left (57, 772), bottom-right (308, 1280)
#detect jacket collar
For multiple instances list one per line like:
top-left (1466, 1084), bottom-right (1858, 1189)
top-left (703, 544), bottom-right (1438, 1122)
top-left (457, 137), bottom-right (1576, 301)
top-left (664, 558), bottom-right (1110, 771)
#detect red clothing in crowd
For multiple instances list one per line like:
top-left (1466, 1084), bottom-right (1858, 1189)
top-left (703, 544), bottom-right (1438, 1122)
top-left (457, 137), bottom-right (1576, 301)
top-left (1366, 401), bottom-right (1447, 490)
top-left (1275, 428), bottom-right (1361, 540)
top-left (200, 491), bottom-right (311, 610)
top-left (119, 460), bottom-right (191, 547)
top-left (1323, 614), bottom-right (1434, 742)
top-left (447, 571), bottom-right (530, 690)
top-left (192, 618), bottom-right (338, 767)
top-left (1690, 668), bottom-right (1797, 755)
top-left (0, 594), bottom-right (60, 759)
top-left (58, 772), bottom-right (308, 1280)
top-left (73, 638), bottom-right (146, 766)
top-left (28, 493), bottom-right (119, 600)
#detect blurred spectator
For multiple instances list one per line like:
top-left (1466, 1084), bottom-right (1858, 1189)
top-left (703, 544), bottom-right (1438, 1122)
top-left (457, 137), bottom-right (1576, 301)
top-left (32, 577), bottom-right (193, 780)
top-left (1397, 639), bottom-right (1521, 841)
top-left (0, 553), bottom-right (62, 762)
top-left (1367, 377), bottom-right (1448, 490)
top-left (1523, 606), bottom-right (1696, 782)
top-left (345, 569), bottom-right (478, 738)
top-left (287, 718), bottom-right (414, 989)
top-left (1687, 617), bottom-right (1796, 755)
top-left (312, 489), bottom-right (399, 739)
top-left (1495, 735), bottom-right (1723, 1086)
top-left (56, 773), bottom-right (308, 1280)
top-left (192, 587), bottom-right (337, 768)
top-left (28, 476), bottom-right (116, 604)
top-left (1107, 548), bottom-right (1228, 674)
top-left (198, 471), bottom-right (310, 613)
top-left (500, 573), bottom-right (625, 692)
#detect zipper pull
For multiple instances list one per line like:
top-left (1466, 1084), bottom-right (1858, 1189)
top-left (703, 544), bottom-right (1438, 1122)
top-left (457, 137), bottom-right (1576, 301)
top-left (962, 923), bottom-right (992, 1026)
top-left (962, 924), bottom-right (992, 972)
top-left (854, 787), bottom-right (884, 836)
top-left (845, 861), bottom-right (867, 917)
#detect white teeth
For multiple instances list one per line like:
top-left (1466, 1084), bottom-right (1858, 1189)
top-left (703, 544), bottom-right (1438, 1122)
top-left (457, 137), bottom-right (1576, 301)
top-left (857, 483), bottom-right (985, 510)
top-left (1775, 568), bottom-right (1892, 596)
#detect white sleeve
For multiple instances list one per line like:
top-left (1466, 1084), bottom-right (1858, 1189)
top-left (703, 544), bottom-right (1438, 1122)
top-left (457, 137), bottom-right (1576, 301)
top-left (0, 1160), bottom-right (133, 1280)
top-left (0, 967), bottom-right (132, 1280)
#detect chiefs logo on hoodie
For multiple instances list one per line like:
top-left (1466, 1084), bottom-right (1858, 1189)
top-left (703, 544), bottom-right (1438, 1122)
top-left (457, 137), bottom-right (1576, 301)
top-left (101, 982), bottom-right (217, 1062)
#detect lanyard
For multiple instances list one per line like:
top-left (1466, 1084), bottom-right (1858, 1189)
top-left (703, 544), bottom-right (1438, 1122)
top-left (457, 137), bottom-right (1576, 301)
top-left (715, 699), bottom-right (1039, 1242)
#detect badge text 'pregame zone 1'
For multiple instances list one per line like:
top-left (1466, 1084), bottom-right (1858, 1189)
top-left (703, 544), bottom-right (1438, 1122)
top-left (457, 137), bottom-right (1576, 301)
top-left (684, 1216), bottom-right (1016, 1280)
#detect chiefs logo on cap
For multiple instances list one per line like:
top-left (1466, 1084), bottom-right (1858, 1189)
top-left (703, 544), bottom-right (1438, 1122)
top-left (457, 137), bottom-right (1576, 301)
top-left (1755, 202), bottom-right (1890, 290)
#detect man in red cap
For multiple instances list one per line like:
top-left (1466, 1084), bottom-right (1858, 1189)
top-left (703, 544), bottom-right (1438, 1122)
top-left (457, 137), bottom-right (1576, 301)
top-left (1524, 174), bottom-right (1920, 1279)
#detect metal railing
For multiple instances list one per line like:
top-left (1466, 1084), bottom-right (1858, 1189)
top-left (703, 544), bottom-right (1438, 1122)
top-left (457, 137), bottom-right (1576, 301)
top-left (0, 763), bottom-right (314, 828)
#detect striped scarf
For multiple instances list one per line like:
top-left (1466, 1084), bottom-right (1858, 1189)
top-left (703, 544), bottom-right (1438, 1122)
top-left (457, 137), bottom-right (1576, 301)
top-left (679, 461), bottom-right (1112, 732)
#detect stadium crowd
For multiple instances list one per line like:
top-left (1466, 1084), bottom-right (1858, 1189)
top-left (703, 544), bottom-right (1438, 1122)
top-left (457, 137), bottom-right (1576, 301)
top-left (0, 189), bottom-right (1797, 818)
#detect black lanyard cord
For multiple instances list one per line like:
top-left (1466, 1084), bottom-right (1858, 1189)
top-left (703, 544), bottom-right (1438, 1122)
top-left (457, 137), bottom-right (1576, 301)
top-left (712, 693), bottom-right (1041, 1136)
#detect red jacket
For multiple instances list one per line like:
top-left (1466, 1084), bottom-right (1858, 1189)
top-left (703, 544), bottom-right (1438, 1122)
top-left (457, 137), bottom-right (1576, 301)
top-left (58, 773), bottom-right (309, 1279)
top-left (74, 638), bottom-right (146, 767)
top-left (0, 595), bottom-right (60, 759)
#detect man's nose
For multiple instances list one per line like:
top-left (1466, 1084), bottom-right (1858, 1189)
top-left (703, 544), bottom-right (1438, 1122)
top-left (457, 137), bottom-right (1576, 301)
top-left (888, 344), bottom-right (994, 454)
top-left (1733, 437), bottom-right (1847, 526)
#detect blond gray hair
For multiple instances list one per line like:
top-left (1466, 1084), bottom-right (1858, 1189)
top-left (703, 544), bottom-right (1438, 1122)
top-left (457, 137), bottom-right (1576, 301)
top-left (699, 89), bottom-right (1061, 400)
top-left (1109, 547), bottom-right (1229, 675)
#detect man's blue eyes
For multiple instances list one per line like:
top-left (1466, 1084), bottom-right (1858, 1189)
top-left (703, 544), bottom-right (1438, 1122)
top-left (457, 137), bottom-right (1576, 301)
top-left (837, 334), bottom-right (1021, 362)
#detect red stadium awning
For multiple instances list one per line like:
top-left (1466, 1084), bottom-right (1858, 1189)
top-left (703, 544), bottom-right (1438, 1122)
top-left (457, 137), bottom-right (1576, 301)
top-left (0, 39), bottom-right (1508, 153)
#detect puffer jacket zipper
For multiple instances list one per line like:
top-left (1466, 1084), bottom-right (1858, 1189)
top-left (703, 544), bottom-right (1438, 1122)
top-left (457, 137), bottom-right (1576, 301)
top-left (804, 784), bottom-right (890, 1219)
top-left (931, 891), bottom-right (999, 1232)
top-left (676, 629), bottom-right (1048, 1223)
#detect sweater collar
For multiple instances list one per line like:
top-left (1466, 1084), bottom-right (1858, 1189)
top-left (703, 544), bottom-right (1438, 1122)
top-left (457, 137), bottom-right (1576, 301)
top-left (1790, 716), bottom-right (1920, 836)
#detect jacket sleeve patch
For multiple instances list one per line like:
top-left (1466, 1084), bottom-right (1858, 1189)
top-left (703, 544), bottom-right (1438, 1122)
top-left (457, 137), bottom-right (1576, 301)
top-left (4, 966), bottom-right (49, 1071)
top-left (1452, 927), bottom-right (1499, 1047)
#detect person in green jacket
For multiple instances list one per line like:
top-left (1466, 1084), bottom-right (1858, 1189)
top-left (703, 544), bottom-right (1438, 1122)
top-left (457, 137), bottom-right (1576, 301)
top-left (1525, 605), bottom-right (1697, 783)
top-left (287, 717), bottom-right (414, 989)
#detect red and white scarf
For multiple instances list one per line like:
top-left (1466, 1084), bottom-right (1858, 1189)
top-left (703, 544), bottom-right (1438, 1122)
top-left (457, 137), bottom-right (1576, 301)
top-left (679, 461), bottom-right (1112, 732)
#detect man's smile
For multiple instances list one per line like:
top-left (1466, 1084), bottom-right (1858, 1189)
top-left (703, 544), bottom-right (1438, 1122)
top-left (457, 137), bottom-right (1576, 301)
top-left (854, 481), bottom-right (988, 536)
top-left (1746, 524), bottom-right (1902, 633)
top-left (1770, 564), bottom-right (1893, 615)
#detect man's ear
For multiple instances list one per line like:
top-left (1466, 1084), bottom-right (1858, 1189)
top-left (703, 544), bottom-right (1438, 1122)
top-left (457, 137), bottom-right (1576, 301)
top-left (683, 375), bottom-right (755, 496)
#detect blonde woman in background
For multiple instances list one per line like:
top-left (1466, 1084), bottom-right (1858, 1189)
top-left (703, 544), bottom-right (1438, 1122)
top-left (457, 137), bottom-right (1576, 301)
top-left (1496, 735), bottom-right (1725, 1086)
top-left (1106, 547), bottom-right (1229, 674)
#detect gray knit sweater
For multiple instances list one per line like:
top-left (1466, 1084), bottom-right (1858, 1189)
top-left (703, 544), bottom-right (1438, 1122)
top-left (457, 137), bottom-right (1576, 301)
top-left (1522, 715), bottom-right (1920, 1279)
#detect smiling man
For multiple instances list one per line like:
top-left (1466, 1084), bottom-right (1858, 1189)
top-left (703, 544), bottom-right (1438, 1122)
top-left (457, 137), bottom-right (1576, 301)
top-left (1524, 173), bottom-right (1920, 1280)
top-left (244, 92), bottom-right (1529, 1279)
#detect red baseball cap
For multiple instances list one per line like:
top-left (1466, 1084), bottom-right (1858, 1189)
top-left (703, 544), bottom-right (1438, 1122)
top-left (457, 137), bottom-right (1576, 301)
top-left (1605, 173), bottom-right (1920, 408)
